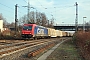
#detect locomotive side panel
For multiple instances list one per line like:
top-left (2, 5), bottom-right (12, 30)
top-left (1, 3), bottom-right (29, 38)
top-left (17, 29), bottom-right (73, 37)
top-left (33, 25), bottom-right (48, 38)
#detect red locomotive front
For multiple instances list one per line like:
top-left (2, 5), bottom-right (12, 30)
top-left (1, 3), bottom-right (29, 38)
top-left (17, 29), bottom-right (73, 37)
top-left (21, 24), bottom-right (35, 38)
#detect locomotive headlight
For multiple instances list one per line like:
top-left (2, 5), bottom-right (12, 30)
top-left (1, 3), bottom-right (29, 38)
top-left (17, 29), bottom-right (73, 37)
top-left (30, 33), bottom-right (31, 34)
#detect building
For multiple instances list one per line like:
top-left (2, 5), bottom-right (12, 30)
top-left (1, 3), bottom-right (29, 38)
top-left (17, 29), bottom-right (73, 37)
top-left (0, 20), bottom-right (3, 32)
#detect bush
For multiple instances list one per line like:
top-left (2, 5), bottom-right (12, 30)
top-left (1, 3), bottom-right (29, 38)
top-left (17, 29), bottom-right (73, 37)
top-left (0, 30), bottom-right (22, 39)
top-left (75, 31), bottom-right (90, 60)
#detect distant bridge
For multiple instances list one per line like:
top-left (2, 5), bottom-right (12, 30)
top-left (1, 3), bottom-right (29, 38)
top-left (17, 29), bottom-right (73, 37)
top-left (54, 24), bottom-right (90, 31)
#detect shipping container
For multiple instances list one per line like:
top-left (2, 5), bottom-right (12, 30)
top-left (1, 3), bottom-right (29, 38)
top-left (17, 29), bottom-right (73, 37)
top-left (55, 30), bottom-right (60, 37)
top-left (59, 30), bottom-right (63, 37)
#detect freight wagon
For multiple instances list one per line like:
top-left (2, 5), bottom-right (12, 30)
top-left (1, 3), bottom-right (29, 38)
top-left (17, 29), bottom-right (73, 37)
top-left (55, 30), bottom-right (63, 37)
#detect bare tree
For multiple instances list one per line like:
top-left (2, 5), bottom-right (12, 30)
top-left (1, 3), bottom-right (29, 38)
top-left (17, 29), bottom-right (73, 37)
top-left (19, 14), bottom-right (27, 25)
top-left (49, 17), bottom-right (54, 28)
top-left (0, 13), bottom-right (4, 20)
top-left (36, 12), bottom-right (42, 25)
top-left (41, 13), bottom-right (47, 26)
top-left (18, 11), bottom-right (54, 28)
top-left (30, 11), bottom-right (35, 23)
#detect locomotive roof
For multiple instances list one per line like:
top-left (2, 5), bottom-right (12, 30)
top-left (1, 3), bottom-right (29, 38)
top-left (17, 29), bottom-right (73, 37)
top-left (23, 24), bottom-right (46, 28)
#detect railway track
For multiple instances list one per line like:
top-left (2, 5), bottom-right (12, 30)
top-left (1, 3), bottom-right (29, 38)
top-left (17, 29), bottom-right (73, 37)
top-left (0, 38), bottom-right (62, 59)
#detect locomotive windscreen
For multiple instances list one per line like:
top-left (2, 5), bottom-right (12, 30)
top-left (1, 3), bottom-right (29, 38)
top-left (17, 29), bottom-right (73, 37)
top-left (23, 25), bottom-right (32, 30)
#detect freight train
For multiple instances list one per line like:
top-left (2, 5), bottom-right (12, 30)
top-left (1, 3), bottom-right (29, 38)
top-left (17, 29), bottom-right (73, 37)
top-left (21, 24), bottom-right (73, 39)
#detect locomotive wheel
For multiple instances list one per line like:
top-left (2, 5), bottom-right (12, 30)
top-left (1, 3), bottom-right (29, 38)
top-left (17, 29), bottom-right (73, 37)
top-left (34, 37), bottom-right (37, 40)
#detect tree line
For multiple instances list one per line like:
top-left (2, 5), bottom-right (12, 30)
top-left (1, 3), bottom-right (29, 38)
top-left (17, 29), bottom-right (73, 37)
top-left (19, 11), bottom-right (54, 28)
top-left (0, 11), bottom-right (55, 30)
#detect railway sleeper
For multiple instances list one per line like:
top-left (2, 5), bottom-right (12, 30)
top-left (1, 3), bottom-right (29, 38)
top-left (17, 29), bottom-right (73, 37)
top-left (0, 41), bottom-right (49, 56)
top-left (0, 46), bottom-right (25, 56)
top-left (28, 43), bottom-right (55, 57)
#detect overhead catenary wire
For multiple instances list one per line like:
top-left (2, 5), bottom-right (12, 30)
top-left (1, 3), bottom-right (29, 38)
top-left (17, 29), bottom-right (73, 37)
top-left (0, 0), bottom-right (77, 24)
top-left (37, 0), bottom-right (47, 9)
top-left (0, 2), bottom-right (14, 21)
top-left (0, 2), bottom-right (14, 15)
top-left (23, 0), bottom-right (28, 3)
top-left (0, 2), bottom-right (14, 10)
top-left (0, 1), bottom-right (35, 24)
top-left (29, 0), bottom-right (75, 22)
top-left (0, 8), bottom-right (14, 18)
top-left (0, 1), bottom-right (27, 22)
top-left (11, 0), bottom-right (27, 16)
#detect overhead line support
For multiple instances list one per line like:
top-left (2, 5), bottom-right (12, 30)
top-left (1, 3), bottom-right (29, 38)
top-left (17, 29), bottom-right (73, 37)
top-left (15, 4), bottom-right (18, 37)
top-left (75, 2), bottom-right (78, 32)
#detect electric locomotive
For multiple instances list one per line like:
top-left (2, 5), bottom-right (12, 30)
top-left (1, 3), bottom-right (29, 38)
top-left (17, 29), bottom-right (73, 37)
top-left (21, 24), bottom-right (48, 39)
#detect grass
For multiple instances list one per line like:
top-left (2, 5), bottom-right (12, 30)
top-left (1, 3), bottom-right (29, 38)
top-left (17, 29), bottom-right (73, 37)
top-left (46, 39), bottom-right (83, 60)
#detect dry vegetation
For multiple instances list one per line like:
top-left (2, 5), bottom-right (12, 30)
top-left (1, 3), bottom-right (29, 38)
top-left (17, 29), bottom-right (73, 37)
top-left (74, 31), bottom-right (90, 60)
top-left (0, 29), bottom-right (21, 39)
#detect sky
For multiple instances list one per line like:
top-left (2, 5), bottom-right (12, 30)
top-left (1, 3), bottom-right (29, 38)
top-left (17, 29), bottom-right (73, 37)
top-left (0, 0), bottom-right (90, 25)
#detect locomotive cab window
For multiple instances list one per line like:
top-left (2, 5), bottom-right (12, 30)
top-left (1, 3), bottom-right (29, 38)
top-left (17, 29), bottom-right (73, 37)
top-left (23, 26), bottom-right (32, 30)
